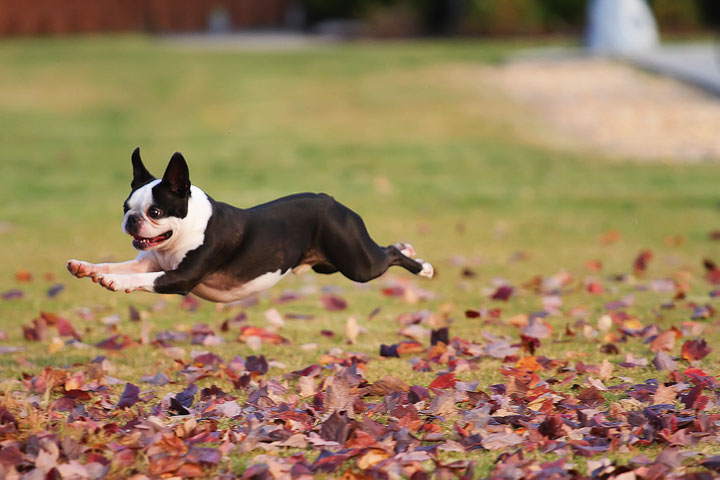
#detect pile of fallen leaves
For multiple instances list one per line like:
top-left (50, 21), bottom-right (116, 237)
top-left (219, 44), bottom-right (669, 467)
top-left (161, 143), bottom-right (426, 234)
top-left (1, 249), bottom-right (720, 479)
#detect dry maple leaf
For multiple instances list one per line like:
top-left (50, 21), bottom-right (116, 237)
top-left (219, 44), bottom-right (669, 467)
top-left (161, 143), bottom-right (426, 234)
top-left (653, 384), bottom-right (677, 405)
top-left (681, 339), bottom-right (712, 362)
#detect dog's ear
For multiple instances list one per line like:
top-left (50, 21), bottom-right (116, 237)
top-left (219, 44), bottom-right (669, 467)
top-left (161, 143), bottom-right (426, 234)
top-left (131, 147), bottom-right (155, 189)
top-left (161, 152), bottom-right (191, 197)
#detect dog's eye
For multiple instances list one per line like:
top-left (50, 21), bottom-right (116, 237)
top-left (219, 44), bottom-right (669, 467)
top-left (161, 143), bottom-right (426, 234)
top-left (147, 207), bottom-right (163, 219)
top-left (123, 205), bottom-right (129, 214)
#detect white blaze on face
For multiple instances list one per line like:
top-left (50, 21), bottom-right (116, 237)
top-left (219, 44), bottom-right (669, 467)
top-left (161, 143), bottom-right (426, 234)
top-left (121, 180), bottom-right (213, 271)
top-left (122, 179), bottom-right (168, 239)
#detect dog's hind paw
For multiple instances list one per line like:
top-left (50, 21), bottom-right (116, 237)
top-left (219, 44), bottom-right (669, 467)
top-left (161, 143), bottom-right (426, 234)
top-left (416, 259), bottom-right (434, 279)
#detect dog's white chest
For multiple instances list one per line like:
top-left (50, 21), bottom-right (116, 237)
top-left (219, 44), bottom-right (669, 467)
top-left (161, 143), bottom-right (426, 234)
top-left (191, 269), bottom-right (289, 302)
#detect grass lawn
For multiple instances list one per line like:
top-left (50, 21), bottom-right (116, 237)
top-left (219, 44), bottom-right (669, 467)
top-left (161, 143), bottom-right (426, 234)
top-left (0, 35), bottom-right (720, 478)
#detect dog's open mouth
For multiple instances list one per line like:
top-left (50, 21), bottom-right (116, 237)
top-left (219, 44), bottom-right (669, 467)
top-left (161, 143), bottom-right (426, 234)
top-left (132, 231), bottom-right (172, 250)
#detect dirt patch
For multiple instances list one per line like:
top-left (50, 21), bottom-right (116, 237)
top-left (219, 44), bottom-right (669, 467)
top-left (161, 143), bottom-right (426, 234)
top-left (493, 58), bottom-right (720, 162)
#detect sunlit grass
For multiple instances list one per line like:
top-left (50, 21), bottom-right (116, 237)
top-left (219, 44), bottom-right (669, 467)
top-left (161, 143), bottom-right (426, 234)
top-left (0, 35), bottom-right (719, 475)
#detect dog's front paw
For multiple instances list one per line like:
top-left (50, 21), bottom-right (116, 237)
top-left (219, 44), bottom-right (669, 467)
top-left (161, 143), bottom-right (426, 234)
top-left (67, 259), bottom-right (97, 279)
top-left (97, 274), bottom-right (132, 293)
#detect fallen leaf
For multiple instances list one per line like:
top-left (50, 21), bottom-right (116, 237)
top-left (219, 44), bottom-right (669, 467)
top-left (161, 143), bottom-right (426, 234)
top-left (238, 326), bottom-right (289, 345)
top-left (364, 375), bottom-right (409, 396)
top-left (429, 373), bottom-right (456, 390)
top-left (653, 384), bottom-right (677, 405)
top-left (491, 285), bottom-right (514, 301)
top-left (653, 351), bottom-right (677, 371)
top-left (116, 383), bottom-right (140, 409)
top-left (681, 339), bottom-right (712, 362)
top-left (345, 316), bottom-right (359, 344)
top-left (357, 448), bottom-right (390, 470)
top-left (264, 308), bottom-right (284, 328)
top-left (650, 329), bottom-right (679, 353)
top-left (321, 295), bottom-right (347, 311)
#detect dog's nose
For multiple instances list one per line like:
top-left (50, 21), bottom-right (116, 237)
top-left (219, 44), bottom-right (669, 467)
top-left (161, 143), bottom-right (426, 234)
top-left (125, 213), bottom-right (142, 233)
top-left (126, 214), bottom-right (140, 227)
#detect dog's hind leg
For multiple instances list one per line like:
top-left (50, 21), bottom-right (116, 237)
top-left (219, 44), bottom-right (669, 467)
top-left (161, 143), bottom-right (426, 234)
top-left (317, 202), bottom-right (434, 282)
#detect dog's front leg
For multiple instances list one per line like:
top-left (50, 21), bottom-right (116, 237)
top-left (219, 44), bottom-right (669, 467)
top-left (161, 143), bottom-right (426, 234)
top-left (67, 253), bottom-right (158, 281)
top-left (97, 272), bottom-right (164, 293)
top-left (97, 255), bottom-right (207, 295)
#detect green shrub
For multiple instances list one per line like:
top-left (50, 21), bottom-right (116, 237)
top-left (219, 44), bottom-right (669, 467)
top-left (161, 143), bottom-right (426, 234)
top-left (360, 3), bottom-right (421, 37)
top-left (651, 0), bottom-right (702, 32)
top-left (540, 0), bottom-right (586, 32)
top-left (461, 0), bottom-right (546, 35)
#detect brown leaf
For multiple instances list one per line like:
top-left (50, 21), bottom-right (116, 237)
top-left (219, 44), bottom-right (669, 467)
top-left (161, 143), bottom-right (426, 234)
top-left (357, 448), bottom-right (390, 470)
top-left (653, 351), bottom-right (677, 371)
top-left (653, 384), bottom-right (677, 405)
top-left (320, 411), bottom-right (351, 443)
top-left (345, 316), bottom-right (359, 344)
top-left (577, 387), bottom-right (605, 407)
top-left (428, 391), bottom-right (456, 417)
top-left (538, 414), bottom-right (565, 439)
top-left (364, 376), bottom-right (409, 396)
top-left (650, 329), bottom-right (679, 353)
top-left (176, 463), bottom-right (205, 477)
top-left (324, 374), bottom-right (356, 414)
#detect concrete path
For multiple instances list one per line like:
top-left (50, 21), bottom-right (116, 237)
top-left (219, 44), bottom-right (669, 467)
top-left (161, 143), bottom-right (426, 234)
top-left (627, 42), bottom-right (720, 96)
top-left (159, 31), bottom-right (337, 51)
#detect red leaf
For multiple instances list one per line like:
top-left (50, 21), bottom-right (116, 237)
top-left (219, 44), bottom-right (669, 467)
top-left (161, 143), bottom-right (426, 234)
top-left (491, 285), bottom-right (514, 301)
top-left (396, 340), bottom-right (424, 355)
top-left (321, 295), bottom-right (348, 311)
top-left (681, 339), bottom-right (712, 362)
top-left (180, 294), bottom-right (200, 311)
top-left (237, 326), bottom-right (289, 345)
top-left (15, 270), bottom-right (32, 283)
top-left (22, 318), bottom-right (49, 342)
top-left (585, 260), bottom-right (603, 272)
top-left (382, 287), bottom-right (404, 297)
top-left (703, 259), bottom-right (720, 285)
top-left (55, 317), bottom-right (80, 340)
top-left (464, 309), bottom-right (481, 318)
top-left (0, 445), bottom-right (23, 467)
top-left (633, 249), bottom-right (653, 275)
top-left (429, 373), bottom-right (456, 389)
top-left (586, 281), bottom-right (604, 295)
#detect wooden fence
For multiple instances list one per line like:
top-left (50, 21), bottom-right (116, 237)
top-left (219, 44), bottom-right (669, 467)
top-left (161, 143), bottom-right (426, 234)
top-left (0, 0), bottom-right (291, 35)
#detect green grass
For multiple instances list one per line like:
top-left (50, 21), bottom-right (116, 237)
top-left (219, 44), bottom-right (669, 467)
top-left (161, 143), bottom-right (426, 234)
top-left (0, 35), bottom-right (719, 477)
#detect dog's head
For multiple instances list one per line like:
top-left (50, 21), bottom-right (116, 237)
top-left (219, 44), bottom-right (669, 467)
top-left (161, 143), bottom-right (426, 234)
top-left (123, 148), bottom-right (191, 251)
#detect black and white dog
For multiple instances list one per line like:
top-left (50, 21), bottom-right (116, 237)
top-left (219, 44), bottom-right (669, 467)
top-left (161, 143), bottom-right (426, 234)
top-left (67, 148), bottom-right (434, 302)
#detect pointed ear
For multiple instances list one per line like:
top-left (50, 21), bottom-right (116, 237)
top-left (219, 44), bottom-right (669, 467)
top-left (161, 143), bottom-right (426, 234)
top-left (131, 147), bottom-right (155, 189)
top-left (161, 152), bottom-right (191, 197)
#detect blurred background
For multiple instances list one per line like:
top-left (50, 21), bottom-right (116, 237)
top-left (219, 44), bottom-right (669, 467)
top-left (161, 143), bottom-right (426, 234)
top-left (0, 0), bottom-right (718, 37)
top-left (0, 0), bottom-right (719, 306)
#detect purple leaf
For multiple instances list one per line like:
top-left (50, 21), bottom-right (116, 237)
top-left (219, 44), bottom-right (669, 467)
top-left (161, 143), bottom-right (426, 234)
top-left (116, 383), bottom-right (140, 409)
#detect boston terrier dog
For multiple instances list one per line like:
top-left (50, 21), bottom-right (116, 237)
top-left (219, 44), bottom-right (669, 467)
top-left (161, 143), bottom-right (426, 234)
top-left (67, 148), bottom-right (434, 302)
